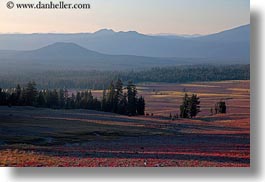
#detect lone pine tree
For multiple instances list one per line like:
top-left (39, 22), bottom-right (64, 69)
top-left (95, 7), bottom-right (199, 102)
top-left (180, 93), bottom-right (200, 118)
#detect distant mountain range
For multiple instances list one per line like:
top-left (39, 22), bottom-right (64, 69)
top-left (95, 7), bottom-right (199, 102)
top-left (0, 25), bottom-right (250, 71)
top-left (0, 42), bottom-right (207, 71)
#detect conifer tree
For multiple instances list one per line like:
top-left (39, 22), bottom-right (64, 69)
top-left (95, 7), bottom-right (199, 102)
top-left (101, 89), bottom-right (107, 111)
top-left (115, 79), bottom-right (124, 114)
top-left (59, 89), bottom-right (66, 109)
top-left (24, 81), bottom-right (38, 106)
top-left (37, 91), bottom-right (46, 107)
top-left (119, 93), bottom-right (128, 115)
top-left (189, 94), bottom-right (200, 118)
top-left (127, 81), bottom-right (137, 116)
top-left (180, 93), bottom-right (190, 118)
top-left (136, 96), bottom-right (145, 115)
top-left (180, 93), bottom-right (200, 118)
top-left (217, 101), bottom-right (227, 114)
top-left (106, 81), bottom-right (115, 112)
top-left (15, 84), bottom-right (22, 105)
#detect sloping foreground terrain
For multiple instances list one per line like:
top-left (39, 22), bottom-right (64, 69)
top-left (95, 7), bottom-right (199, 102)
top-left (0, 81), bottom-right (250, 167)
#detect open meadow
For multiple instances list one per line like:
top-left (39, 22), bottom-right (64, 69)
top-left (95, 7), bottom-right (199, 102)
top-left (0, 80), bottom-right (250, 167)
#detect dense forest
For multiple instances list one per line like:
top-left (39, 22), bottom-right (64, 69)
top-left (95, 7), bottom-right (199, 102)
top-left (0, 80), bottom-right (145, 116)
top-left (0, 64), bottom-right (250, 89)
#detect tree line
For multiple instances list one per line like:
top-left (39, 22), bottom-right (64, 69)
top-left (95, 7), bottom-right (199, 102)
top-left (0, 64), bottom-right (250, 89)
top-left (0, 80), bottom-right (145, 116)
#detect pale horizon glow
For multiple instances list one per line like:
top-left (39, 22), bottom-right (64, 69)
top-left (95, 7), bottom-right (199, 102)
top-left (0, 0), bottom-right (250, 35)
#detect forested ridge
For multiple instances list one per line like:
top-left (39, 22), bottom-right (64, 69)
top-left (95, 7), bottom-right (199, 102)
top-left (0, 64), bottom-right (250, 89)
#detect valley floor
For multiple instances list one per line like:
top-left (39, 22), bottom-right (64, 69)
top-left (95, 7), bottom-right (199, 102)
top-left (0, 80), bottom-right (250, 167)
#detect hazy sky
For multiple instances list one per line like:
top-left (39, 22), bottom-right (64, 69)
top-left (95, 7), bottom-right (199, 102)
top-left (0, 0), bottom-right (249, 35)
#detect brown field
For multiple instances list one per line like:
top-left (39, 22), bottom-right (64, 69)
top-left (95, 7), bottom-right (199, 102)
top-left (0, 80), bottom-right (250, 167)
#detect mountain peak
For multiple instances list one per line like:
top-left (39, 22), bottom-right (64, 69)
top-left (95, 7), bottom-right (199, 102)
top-left (94, 29), bottom-right (115, 35)
top-left (118, 30), bottom-right (141, 35)
top-left (38, 42), bottom-right (89, 52)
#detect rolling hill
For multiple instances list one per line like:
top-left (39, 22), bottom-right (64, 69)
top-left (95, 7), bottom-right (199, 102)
top-left (0, 42), bottom-right (202, 71)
